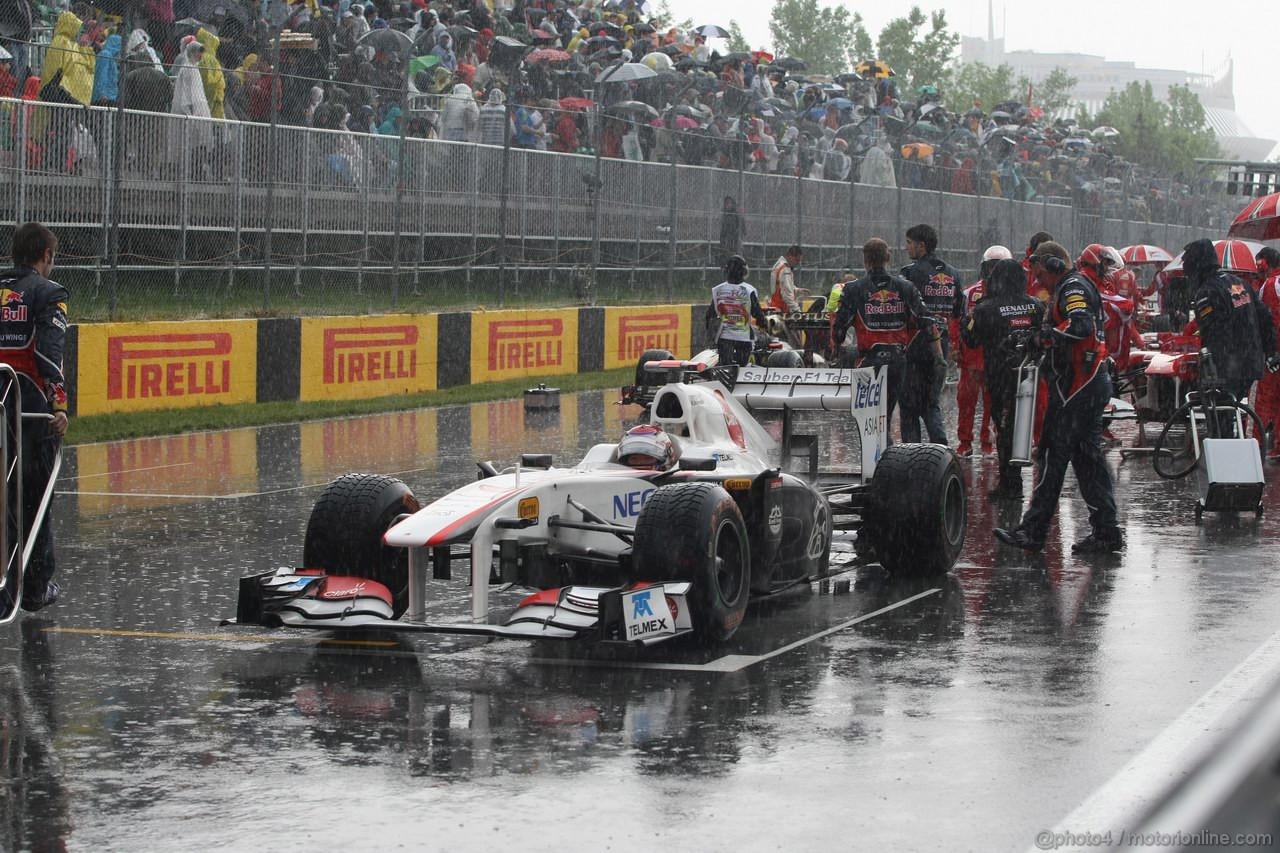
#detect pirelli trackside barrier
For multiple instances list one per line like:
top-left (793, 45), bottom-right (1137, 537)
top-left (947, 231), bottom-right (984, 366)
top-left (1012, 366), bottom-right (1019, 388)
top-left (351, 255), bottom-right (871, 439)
top-left (66, 305), bottom-right (706, 417)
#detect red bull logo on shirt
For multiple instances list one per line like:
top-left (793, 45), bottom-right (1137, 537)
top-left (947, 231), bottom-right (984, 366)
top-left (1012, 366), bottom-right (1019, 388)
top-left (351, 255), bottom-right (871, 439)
top-left (923, 272), bottom-right (956, 298)
top-left (865, 289), bottom-right (904, 314)
top-left (0, 289), bottom-right (27, 323)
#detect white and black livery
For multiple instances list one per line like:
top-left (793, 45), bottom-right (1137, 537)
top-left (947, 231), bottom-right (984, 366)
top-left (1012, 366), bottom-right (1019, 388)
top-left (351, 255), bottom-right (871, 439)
top-left (233, 362), bottom-right (966, 646)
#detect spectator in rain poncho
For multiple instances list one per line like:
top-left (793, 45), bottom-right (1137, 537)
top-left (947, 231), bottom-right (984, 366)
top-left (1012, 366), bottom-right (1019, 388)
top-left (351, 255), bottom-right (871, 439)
top-left (350, 4), bottom-right (371, 41)
top-left (860, 139), bottom-right (897, 188)
top-left (125, 29), bottom-right (164, 71)
top-left (441, 82), bottom-right (480, 142)
top-left (304, 86), bottom-right (324, 126)
top-left (91, 34), bottom-right (121, 106)
top-left (824, 138), bottom-right (851, 181)
top-left (40, 11), bottom-right (95, 107)
top-left (194, 29), bottom-right (226, 119)
top-left (479, 88), bottom-right (508, 146)
top-left (431, 34), bottom-right (458, 72)
top-left (168, 38), bottom-right (213, 164)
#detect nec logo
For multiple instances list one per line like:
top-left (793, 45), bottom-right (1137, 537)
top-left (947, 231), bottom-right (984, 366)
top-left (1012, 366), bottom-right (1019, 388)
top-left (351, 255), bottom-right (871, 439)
top-left (107, 333), bottom-right (232, 400)
top-left (612, 487), bottom-right (655, 519)
top-left (488, 318), bottom-right (564, 371)
top-left (618, 313), bottom-right (680, 361)
top-left (323, 325), bottom-right (418, 384)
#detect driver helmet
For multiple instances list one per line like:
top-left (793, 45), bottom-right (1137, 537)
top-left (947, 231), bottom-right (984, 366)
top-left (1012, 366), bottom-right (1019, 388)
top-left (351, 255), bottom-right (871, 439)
top-left (618, 424), bottom-right (677, 471)
top-left (979, 244), bottom-right (1011, 280)
top-left (1077, 243), bottom-right (1119, 287)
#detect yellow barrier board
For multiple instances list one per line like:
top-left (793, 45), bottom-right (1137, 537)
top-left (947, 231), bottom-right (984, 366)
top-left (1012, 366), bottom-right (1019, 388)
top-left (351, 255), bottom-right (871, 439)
top-left (300, 315), bottom-right (438, 402)
top-left (603, 306), bottom-right (692, 369)
top-left (470, 309), bottom-right (578, 383)
top-left (77, 320), bottom-right (257, 415)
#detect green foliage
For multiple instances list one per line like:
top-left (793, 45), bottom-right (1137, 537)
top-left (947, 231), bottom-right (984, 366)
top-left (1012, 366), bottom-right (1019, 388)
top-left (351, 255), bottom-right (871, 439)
top-left (1091, 81), bottom-right (1221, 175)
top-left (875, 6), bottom-right (959, 96)
top-left (949, 61), bottom-right (1019, 113)
top-left (726, 20), bottom-right (752, 54)
top-left (768, 0), bottom-right (872, 76)
top-left (1034, 67), bottom-right (1078, 115)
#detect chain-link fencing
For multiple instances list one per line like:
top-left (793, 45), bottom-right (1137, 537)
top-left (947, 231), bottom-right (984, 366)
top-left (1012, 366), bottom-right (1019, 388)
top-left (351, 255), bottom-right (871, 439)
top-left (0, 97), bottom-right (1220, 321)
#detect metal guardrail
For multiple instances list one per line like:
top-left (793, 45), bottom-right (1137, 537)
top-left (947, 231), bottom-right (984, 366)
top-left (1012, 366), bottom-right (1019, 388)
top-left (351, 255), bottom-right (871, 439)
top-left (0, 98), bottom-right (1218, 319)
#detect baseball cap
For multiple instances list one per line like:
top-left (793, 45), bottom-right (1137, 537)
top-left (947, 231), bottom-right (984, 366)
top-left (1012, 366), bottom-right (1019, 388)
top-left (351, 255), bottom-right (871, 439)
top-left (982, 245), bottom-right (1012, 262)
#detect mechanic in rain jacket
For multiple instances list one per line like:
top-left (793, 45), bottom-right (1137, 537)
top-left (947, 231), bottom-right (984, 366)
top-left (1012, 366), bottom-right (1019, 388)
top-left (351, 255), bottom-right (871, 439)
top-left (1181, 238), bottom-right (1278, 406)
top-left (900, 224), bottom-right (962, 445)
top-left (832, 238), bottom-right (940, 445)
top-left (962, 258), bottom-right (1043, 499)
top-left (707, 254), bottom-right (768, 366)
top-left (0, 223), bottom-right (70, 613)
top-left (954, 246), bottom-right (1011, 457)
top-left (1253, 247), bottom-right (1280, 459)
top-left (994, 241), bottom-right (1122, 555)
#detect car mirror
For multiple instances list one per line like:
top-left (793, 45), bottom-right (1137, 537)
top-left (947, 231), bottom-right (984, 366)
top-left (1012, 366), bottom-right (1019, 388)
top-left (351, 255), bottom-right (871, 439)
top-left (678, 455), bottom-right (717, 471)
top-left (521, 453), bottom-right (553, 469)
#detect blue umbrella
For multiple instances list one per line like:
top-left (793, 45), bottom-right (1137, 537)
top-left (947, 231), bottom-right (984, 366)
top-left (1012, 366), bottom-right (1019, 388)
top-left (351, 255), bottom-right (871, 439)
top-left (827, 97), bottom-right (853, 110)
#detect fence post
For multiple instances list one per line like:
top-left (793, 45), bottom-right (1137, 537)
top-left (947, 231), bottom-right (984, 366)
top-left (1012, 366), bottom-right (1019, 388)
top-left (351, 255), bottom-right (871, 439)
top-left (297, 130), bottom-right (311, 298)
top-left (846, 171), bottom-right (856, 273)
top-left (550, 153), bottom-right (561, 289)
top-left (667, 152), bottom-right (677, 303)
top-left (176, 118), bottom-right (191, 296)
top-left (228, 124), bottom-right (243, 298)
top-left (390, 56), bottom-right (410, 312)
top-left (359, 137), bottom-right (370, 296)
top-left (15, 101), bottom-right (27, 225)
top-left (98, 108), bottom-right (112, 299)
top-left (263, 28), bottom-right (282, 311)
top-left (794, 167), bottom-right (802, 286)
top-left (467, 144), bottom-right (478, 291)
top-left (109, 74), bottom-right (126, 320)
top-left (498, 101), bottom-right (515, 308)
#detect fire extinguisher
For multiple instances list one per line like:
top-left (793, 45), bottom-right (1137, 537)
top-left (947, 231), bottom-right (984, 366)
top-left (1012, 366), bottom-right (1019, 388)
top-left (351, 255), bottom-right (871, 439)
top-left (1010, 348), bottom-right (1041, 467)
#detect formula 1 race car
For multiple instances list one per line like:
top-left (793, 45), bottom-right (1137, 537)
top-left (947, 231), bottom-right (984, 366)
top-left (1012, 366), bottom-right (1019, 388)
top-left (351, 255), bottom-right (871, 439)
top-left (233, 363), bottom-right (966, 646)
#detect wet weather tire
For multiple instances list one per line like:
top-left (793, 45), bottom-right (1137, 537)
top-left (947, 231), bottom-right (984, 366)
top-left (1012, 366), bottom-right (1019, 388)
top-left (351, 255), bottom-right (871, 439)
top-left (632, 482), bottom-right (750, 642)
top-left (634, 348), bottom-right (675, 389)
top-left (863, 444), bottom-right (966, 576)
top-left (303, 474), bottom-right (420, 617)
top-left (766, 349), bottom-right (804, 368)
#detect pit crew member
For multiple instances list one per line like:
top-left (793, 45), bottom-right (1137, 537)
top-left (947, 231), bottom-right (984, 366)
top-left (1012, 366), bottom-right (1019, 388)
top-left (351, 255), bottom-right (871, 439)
top-left (994, 241), bottom-right (1123, 554)
top-left (707, 254), bottom-right (768, 366)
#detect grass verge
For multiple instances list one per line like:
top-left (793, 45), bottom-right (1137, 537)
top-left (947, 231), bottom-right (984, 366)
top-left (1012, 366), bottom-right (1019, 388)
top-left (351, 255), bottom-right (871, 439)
top-left (70, 368), bottom-right (632, 446)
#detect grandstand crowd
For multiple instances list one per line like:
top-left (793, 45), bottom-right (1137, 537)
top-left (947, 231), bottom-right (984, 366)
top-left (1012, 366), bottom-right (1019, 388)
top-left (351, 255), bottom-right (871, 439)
top-left (0, 0), bottom-right (1223, 227)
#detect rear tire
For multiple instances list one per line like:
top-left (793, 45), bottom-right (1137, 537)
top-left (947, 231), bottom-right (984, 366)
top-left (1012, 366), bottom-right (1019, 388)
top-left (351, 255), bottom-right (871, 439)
top-left (766, 349), bottom-right (804, 368)
top-left (632, 483), bottom-right (750, 641)
top-left (634, 348), bottom-right (675, 390)
top-left (863, 445), bottom-right (966, 576)
top-left (303, 474), bottom-right (420, 617)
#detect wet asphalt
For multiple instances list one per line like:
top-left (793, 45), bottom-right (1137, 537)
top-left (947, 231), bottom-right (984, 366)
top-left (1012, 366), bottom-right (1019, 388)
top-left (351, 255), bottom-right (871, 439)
top-left (3, 389), bottom-right (1280, 852)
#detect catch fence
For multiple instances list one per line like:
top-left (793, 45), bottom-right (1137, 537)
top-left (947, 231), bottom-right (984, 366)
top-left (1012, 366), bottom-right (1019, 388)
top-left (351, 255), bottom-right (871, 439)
top-left (0, 97), bottom-right (1217, 321)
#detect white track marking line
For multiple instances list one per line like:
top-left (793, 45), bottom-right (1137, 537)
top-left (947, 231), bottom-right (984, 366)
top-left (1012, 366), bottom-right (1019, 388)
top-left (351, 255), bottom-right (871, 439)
top-left (58, 466), bottom-right (444, 501)
top-left (1031, 625), bottom-right (1280, 853)
top-left (60, 461), bottom-right (198, 482)
top-left (529, 587), bottom-right (941, 673)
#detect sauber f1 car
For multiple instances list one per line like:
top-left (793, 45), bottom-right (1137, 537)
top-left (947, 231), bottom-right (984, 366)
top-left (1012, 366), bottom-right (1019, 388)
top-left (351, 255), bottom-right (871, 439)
top-left (233, 364), bottom-right (966, 646)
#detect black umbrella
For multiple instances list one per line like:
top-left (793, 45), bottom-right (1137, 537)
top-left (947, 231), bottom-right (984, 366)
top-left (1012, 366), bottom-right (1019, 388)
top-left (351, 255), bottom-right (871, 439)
top-left (357, 27), bottom-right (414, 58)
top-left (586, 36), bottom-right (622, 50)
top-left (674, 57), bottom-right (705, 71)
top-left (388, 17), bottom-right (415, 32)
top-left (775, 57), bottom-right (808, 71)
top-left (590, 22), bottom-right (625, 39)
top-left (660, 44), bottom-right (685, 57)
top-left (449, 25), bottom-right (478, 44)
top-left (192, 0), bottom-right (251, 28)
top-left (724, 52), bottom-right (752, 62)
top-left (833, 73), bottom-right (861, 85)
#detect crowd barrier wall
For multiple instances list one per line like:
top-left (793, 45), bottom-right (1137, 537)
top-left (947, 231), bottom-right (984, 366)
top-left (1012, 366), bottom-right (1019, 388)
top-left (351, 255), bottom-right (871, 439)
top-left (66, 304), bottom-right (706, 417)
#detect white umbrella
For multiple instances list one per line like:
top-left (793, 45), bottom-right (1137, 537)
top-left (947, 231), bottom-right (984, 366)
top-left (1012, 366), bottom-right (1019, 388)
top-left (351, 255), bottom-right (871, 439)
top-left (1092, 125), bottom-right (1120, 139)
top-left (694, 24), bottom-right (730, 38)
top-left (0, 45), bottom-right (12, 62)
top-left (596, 62), bottom-right (658, 84)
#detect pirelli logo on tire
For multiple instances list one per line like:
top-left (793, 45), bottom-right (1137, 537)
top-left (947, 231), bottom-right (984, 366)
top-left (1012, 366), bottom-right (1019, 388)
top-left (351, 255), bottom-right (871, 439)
top-left (299, 315), bottom-right (438, 402)
top-left (76, 321), bottom-right (257, 415)
top-left (471, 310), bottom-right (578, 382)
top-left (603, 306), bottom-right (687, 370)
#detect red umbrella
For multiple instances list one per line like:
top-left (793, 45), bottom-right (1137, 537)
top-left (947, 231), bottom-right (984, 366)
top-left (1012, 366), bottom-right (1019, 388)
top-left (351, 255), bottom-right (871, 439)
top-left (526, 48), bottom-right (571, 64)
top-left (1120, 244), bottom-right (1173, 266)
top-left (1162, 239), bottom-right (1264, 276)
top-left (751, 50), bottom-right (774, 64)
top-left (558, 96), bottom-right (594, 111)
top-left (1227, 192), bottom-right (1280, 241)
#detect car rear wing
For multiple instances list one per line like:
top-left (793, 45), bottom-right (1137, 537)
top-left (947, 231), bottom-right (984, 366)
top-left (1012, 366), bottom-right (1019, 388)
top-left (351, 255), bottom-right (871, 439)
top-left (730, 365), bottom-right (888, 480)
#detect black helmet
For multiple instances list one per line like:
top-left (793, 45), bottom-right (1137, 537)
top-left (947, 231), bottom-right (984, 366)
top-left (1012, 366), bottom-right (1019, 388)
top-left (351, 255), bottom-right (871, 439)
top-left (724, 254), bottom-right (749, 283)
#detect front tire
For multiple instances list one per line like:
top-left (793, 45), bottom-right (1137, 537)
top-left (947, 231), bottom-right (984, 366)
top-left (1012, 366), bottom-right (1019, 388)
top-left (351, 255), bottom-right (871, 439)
top-left (863, 445), bottom-right (966, 576)
top-left (632, 483), bottom-right (750, 641)
top-left (303, 474), bottom-right (420, 617)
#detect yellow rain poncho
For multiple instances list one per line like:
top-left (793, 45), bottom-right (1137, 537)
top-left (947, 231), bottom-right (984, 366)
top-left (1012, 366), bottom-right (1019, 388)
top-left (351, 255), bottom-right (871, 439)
top-left (40, 11), bottom-right (95, 106)
top-left (195, 28), bottom-right (226, 119)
